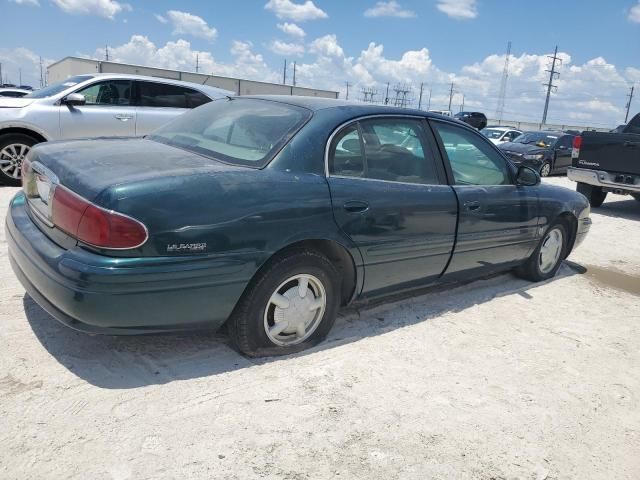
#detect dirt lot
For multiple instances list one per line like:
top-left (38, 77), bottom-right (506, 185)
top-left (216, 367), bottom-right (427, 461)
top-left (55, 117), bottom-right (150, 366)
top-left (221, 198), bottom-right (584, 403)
top-left (1, 176), bottom-right (639, 480)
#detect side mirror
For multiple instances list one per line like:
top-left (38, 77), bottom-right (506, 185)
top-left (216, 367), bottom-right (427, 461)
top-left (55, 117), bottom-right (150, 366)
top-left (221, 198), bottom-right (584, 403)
top-left (516, 165), bottom-right (540, 186)
top-left (62, 93), bottom-right (86, 106)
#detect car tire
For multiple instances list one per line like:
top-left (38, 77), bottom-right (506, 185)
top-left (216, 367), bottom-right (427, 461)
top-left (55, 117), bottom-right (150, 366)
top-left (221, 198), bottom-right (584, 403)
top-left (0, 133), bottom-right (38, 186)
top-left (539, 161), bottom-right (552, 177)
top-left (228, 249), bottom-right (340, 357)
top-left (576, 182), bottom-right (607, 207)
top-left (515, 221), bottom-right (568, 282)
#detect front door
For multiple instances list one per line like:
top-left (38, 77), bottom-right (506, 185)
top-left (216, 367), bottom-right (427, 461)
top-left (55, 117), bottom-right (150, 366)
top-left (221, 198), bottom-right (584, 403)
top-left (430, 120), bottom-right (540, 276)
top-left (59, 79), bottom-right (136, 139)
top-left (326, 117), bottom-right (458, 295)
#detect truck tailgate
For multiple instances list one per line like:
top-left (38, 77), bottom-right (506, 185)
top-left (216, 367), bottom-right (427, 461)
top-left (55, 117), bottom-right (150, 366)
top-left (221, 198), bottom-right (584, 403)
top-left (575, 131), bottom-right (640, 175)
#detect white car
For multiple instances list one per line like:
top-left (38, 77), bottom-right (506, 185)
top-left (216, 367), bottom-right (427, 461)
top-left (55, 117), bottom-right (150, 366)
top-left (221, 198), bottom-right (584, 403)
top-left (0, 73), bottom-right (232, 185)
top-left (481, 126), bottom-right (523, 145)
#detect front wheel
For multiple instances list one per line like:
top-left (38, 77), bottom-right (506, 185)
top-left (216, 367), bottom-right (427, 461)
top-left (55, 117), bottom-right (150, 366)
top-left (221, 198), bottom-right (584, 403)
top-left (228, 250), bottom-right (340, 357)
top-left (539, 161), bottom-right (552, 177)
top-left (0, 133), bottom-right (38, 186)
top-left (576, 182), bottom-right (607, 207)
top-left (516, 222), bottom-right (568, 282)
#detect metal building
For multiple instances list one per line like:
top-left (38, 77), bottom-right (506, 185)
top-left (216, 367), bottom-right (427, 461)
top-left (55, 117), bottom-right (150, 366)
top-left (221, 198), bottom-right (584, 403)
top-left (47, 56), bottom-right (339, 99)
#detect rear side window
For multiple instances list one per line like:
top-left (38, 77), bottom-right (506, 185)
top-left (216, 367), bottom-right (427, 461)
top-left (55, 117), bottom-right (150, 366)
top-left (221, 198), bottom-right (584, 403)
top-left (329, 118), bottom-right (439, 185)
top-left (432, 122), bottom-right (511, 186)
top-left (137, 81), bottom-right (210, 109)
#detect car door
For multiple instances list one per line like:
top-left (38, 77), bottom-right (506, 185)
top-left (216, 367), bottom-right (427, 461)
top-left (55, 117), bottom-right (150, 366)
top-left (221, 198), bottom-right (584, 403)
top-left (134, 81), bottom-right (211, 136)
top-left (326, 116), bottom-right (458, 295)
top-left (59, 79), bottom-right (136, 139)
top-left (553, 135), bottom-right (573, 171)
top-left (430, 120), bottom-right (540, 276)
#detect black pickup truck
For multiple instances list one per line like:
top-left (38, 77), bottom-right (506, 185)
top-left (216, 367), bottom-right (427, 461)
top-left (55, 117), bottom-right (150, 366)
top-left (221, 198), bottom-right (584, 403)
top-left (568, 113), bottom-right (640, 207)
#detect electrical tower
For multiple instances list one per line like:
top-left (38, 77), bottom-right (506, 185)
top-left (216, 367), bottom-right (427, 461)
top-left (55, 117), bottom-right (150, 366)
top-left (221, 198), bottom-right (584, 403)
top-left (495, 41), bottom-right (511, 121)
top-left (392, 83), bottom-right (412, 108)
top-left (625, 86), bottom-right (635, 123)
top-left (360, 87), bottom-right (378, 103)
top-left (541, 45), bottom-right (561, 125)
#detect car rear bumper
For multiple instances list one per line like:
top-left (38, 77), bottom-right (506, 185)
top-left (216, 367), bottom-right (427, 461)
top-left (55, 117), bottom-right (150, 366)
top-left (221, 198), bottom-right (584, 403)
top-left (6, 192), bottom-right (251, 334)
top-left (568, 167), bottom-right (640, 194)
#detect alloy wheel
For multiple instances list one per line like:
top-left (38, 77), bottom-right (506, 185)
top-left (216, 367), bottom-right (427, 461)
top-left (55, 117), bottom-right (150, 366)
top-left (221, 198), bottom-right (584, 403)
top-left (539, 162), bottom-right (551, 177)
top-left (0, 143), bottom-right (30, 180)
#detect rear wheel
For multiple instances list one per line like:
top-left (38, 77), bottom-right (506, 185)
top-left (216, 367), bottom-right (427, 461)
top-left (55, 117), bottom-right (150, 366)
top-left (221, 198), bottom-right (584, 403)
top-left (0, 133), bottom-right (38, 186)
top-left (576, 182), bottom-right (607, 207)
top-left (228, 249), bottom-right (340, 357)
top-left (516, 222), bottom-right (568, 282)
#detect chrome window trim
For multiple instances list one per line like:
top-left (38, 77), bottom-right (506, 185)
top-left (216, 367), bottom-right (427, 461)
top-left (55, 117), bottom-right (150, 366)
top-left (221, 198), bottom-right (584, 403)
top-left (323, 114), bottom-right (441, 187)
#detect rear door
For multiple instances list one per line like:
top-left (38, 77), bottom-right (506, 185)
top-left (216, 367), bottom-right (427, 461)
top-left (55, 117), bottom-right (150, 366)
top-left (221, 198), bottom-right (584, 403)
top-left (430, 120), bottom-right (540, 276)
top-left (59, 79), bottom-right (136, 139)
top-left (326, 116), bottom-right (458, 295)
top-left (553, 135), bottom-right (573, 171)
top-left (134, 81), bottom-right (211, 135)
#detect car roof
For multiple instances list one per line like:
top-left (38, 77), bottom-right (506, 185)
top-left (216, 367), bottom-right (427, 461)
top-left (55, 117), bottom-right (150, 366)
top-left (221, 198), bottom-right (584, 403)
top-left (82, 73), bottom-right (234, 97)
top-left (239, 95), bottom-right (457, 120)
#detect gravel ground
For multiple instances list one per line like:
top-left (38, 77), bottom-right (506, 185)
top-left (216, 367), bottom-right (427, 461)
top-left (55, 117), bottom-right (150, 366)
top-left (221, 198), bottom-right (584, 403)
top-left (1, 176), bottom-right (639, 480)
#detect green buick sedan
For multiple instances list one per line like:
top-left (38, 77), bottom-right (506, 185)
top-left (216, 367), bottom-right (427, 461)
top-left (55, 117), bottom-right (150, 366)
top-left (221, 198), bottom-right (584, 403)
top-left (7, 96), bottom-right (591, 356)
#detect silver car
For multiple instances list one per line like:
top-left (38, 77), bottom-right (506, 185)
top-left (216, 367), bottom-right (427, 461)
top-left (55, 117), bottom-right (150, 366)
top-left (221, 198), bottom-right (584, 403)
top-left (0, 73), bottom-right (232, 185)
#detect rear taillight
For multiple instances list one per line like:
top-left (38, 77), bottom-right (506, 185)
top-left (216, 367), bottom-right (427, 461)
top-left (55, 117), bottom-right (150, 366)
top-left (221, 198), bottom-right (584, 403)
top-left (51, 186), bottom-right (147, 249)
top-left (572, 135), bottom-right (582, 159)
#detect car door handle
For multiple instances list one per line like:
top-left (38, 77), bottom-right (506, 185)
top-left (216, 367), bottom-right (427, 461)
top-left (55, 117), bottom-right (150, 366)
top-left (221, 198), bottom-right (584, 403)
top-left (464, 200), bottom-right (481, 212)
top-left (343, 200), bottom-right (369, 213)
top-left (114, 114), bottom-right (133, 121)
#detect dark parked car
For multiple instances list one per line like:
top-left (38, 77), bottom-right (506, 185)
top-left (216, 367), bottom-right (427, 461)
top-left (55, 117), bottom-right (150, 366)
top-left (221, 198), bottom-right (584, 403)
top-left (498, 130), bottom-right (575, 177)
top-left (454, 111), bottom-right (487, 130)
top-left (7, 97), bottom-right (591, 357)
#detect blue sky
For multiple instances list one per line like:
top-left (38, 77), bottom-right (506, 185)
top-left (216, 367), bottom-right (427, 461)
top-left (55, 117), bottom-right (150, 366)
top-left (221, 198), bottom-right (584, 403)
top-left (2, 0), bottom-right (640, 126)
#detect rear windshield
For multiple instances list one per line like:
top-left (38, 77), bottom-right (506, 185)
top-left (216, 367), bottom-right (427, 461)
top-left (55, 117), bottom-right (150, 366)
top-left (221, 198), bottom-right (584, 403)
top-left (149, 98), bottom-right (311, 167)
top-left (25, 75), bottom-right (94, 98)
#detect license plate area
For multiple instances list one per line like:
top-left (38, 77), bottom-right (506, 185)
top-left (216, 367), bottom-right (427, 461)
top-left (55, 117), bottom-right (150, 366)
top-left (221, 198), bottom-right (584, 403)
top-left (23, 161), bottom-right (59, 227)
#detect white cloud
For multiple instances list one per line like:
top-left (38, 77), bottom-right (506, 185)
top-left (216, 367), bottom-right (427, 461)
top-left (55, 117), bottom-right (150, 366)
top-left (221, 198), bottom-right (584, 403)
top-left (629, 0), bottom-right (640, 22)
top-left (166, 10), bottom-right (217, 41)
top-left (364, 1), bottom-right (415, 18)
top-left (154, 13), bottom-right (167, 24)
top-left (436, 0), bottom-right (477, 20)
top-left (264, 0), bottom-right (327, 21)
top-left (269, 40), bottom-right (305, 56)
top-left (0, 47), bottom-right (53, 87)
top-left (51, 0), bottom-right (131, 19)
top-left (9, 0), bottom-right (40, 6)
top-left (277, 22), bottom-right (306, 38)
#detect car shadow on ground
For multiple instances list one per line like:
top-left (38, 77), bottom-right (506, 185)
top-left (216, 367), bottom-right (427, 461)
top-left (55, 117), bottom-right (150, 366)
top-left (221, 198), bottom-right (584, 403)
top-left (24, 263), bottom-right (582, 390)
top-left (594, 198), bottom-right (640, 221)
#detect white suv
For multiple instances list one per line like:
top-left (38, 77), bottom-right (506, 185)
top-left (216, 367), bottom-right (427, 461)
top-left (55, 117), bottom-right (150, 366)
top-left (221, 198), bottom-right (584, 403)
top-left (0, 73), bottom-right (231, 185)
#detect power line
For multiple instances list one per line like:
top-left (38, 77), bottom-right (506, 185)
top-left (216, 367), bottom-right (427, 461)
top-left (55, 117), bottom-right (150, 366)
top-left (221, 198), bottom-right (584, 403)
top-left (495, 40), bottom-right (511, 121)
top-left (541, 45), bottom-right (561, 125)
top-left (625, 86), bottom-right (635, 123)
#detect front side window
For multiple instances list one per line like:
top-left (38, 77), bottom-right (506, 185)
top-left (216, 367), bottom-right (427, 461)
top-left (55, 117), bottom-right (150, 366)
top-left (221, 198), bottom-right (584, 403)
top-left (149, 98), bottom-right (310, 167)
top-left (329, 118), bottom-right (439, 185)
top-left (76, 80), bottom-right (132, 106)
top-left (432, 122), bottom-right (511, 186)
top-left (137, 81), bottom-right (209, 109)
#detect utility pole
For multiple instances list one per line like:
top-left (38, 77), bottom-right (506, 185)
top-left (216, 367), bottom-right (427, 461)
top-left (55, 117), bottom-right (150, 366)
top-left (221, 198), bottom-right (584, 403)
top-left (427, 87), bottom-right (432, 110)
top-left (293, 61), bottom-right (296, 86)
top-left (282, 59), bottom-right (287, 85)
top-left (0, 63), bottom-right (3, 87)
top-left (625, 85), bottom-right (635, 123)
top-left (460, 94), bottom-right (465, 112)
top-left (384, 82), bottom-right (390, 105)
top-left (541, 45), bottom-right (561, 125)
top-left (447, 82), bottom-right (454, 112)
top-left (418, 82), bottom-right (424, 110)
top-left (39, 56), bottom-right (44, 88)
top-left (345, 81), bottom-right (351, 100)
top-left (19, 68), bottom-right (22, 86)
top-left (195, 54), bottom-right (199, 73)
top-left (495, 40), bottom-right (511, 121)
top-left (105, 45), bottom-right (109, 61)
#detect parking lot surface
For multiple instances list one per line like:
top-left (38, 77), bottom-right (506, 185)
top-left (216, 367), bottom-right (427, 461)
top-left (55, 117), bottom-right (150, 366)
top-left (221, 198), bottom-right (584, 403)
top-left (1, 177), bottom-right (639, 480)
